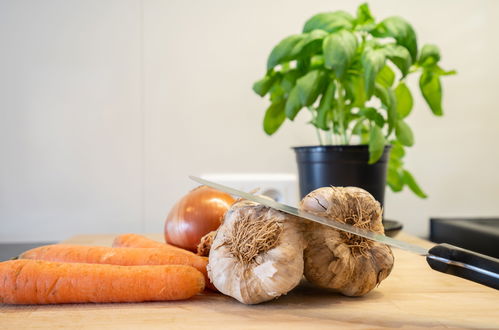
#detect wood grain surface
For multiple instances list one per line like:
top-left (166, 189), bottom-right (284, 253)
top-left (1, 233), bottom-right (498, 329)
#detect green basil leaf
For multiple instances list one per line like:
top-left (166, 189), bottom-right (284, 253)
top-left (269, 82), bottom-right (285, 103)
top-left (419, 68), bottom-right (443, 116)
top-left (360, 107), bottom-right (384, 127)
top-left (376, 65), bottom-right (395, 88)
top-left (402, 169), bottom-right (428, 198)
top-left (296, 58), bottom-right (310, 73)
top-left (388, 155), bottom-right (403, 169)
top-left (252, 74), bottom-right (275, 97)
top-left (395, 120), bottom-right (414, 146)
top-left (323, 30), bottom-right (358, 79)
top-left (362, 47), bottom-right (386, 98)
top-left (303, 11), bottom-right (354, 33)
top-left (311, 54), bottom-right (325, 67)
top-left (344, 74), bottom-right (367, 107)
top-left (390, 140), bottom-right (405, 159)
top-left (284, 87), bottom-right (302, 120)
top-left (372, 17), bottom-right (418, 62)
top-left (298, 30), bottom-right (328, 58)
top-left (316, 82), bottom-right (336, 130)
top-left (386, 87), bottom-right (397, 135)
top-left (368, 125), bottom-right (386, 164)
top-left (383, 44), bottom-right (412, 77)
top-left (387, 167), bottom-right (404, 192)
top-left (374, 83), bottom-right (390, 106)
top-left (387, 144), bottom-right (405, 192)
top-left (296, 70), bottom-right (327, 106)
top-left (280, 70), bottom-right (300, 93)
top-left (433, 65), bottom-right (457, 76)
top-left (356, 3), bottom-right (375, 25)
top-left (267, 34), bottom-right (306, 70)
top-left (418, 44), bottom-right (440, 67)
top-left (375, 84), bottom-right (397, 134)
top-left (394, 82), bottom-right (413, 118)
top-left (263, 101), bottom-right (286, 135)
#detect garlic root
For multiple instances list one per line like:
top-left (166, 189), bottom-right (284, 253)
top-left (197, 231), bottom-right (216, 257)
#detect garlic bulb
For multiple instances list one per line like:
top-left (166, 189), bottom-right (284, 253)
top-left (207, 199), bottom-right (306, 304)
top-left (300, 186), bottom-right (394, 296)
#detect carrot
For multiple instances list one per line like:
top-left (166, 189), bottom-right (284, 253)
top-left (112, 234), bottom-right (189, 254)
top-left (19, 244), bottom-right (215, 290)
top-left (0, 259), bottom-right (204, 304)
top-left (20, 244), bottom-right (208, 278)
top-left (111, 234), bottom-right (217, 291)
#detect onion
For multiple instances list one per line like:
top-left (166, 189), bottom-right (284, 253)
top-left (164, 185), bottom-right (235, 251)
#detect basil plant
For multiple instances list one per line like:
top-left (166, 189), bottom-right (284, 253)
top-left (253, 3), bottom-right (455, 198)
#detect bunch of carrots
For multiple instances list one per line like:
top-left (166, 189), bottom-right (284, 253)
top-left (0, 234), bottom-right (211, 305)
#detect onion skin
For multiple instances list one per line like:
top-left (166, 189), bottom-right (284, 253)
top-left (164, 186), bottom-right (235, 252)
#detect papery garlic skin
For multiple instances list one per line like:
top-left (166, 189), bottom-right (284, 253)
top-left (300, 187), bottom-right (394, 297)
top-left (208, 200), bottom-right (306, 304)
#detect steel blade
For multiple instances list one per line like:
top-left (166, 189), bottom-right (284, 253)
top-left (190, 175), bottom-right (429, 256)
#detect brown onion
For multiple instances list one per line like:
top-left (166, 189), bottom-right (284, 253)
top-left (164, 185), bottom-right (235, 251)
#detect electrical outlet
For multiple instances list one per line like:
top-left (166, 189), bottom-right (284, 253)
top-left (200, 173), bottom-right (299, 206)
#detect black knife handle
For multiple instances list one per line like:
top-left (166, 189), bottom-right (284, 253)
top-left (426, 243), bottom-right (499, 290)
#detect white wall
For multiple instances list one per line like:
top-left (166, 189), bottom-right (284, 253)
top-left (1, 0), bottom-right (498, 242)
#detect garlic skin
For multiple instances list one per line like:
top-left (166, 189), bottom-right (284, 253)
top-left (300, 187), bottom-right (394, 296)
top-left (208, 200), bottom-right (306, 304)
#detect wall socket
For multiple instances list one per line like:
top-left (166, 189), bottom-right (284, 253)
top-left (200, 173), bottom-right (299, 206)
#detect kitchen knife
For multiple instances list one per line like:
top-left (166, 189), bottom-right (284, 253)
top-left (190, 176), bottom-right (499, 290)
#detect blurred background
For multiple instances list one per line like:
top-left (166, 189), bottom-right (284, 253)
top-left (1, 0), bottom-right (498, 246)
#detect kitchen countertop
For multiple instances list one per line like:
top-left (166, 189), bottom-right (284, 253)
top-left (1, 233), bottom-right (498, 329)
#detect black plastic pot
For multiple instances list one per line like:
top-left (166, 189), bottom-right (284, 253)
top-left (293, 145), bottom-right (391, 207)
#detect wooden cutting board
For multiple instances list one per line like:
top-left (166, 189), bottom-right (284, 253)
top-left (1, 233), bottom-right (498, 329)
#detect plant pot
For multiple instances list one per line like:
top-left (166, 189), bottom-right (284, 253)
top-left (293, 145), bottom-right (401, 236)
top-left (293, 145), bottom-right (391, 202)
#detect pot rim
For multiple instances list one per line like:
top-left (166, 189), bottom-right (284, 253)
top-left (292, 144), bottom-right (391, 152)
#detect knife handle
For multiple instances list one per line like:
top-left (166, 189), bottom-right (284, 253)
top-left (426, 243), bottom-right (499, 290)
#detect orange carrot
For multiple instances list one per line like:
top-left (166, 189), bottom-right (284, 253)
top-left (111, 234), bottom-right (217, 291)
top-left (0, 259), bottom-right (204, 304)
top-left (19, 244), bottom-right (210, 285)
top-left (112, 234), bottom-right (190, 254)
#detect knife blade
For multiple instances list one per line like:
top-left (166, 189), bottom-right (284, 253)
top-left (191, 175), bottom-right (427, 255)
top-left (190, 175), bottom-right (499, 290)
